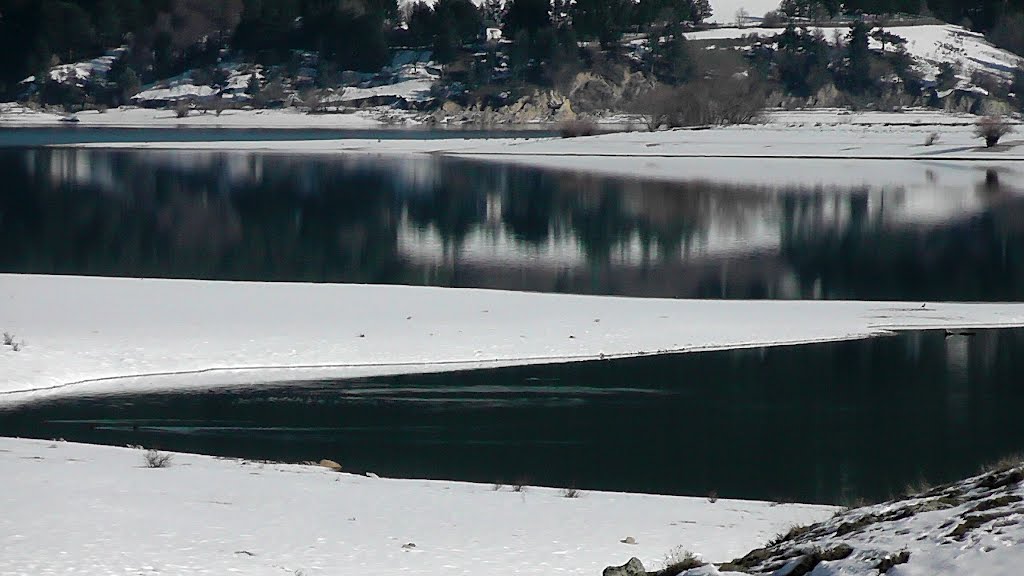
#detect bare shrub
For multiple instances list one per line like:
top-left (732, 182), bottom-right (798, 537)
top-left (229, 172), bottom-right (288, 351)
top-left (562, 487), bottom-right (581, 498)
top-left (300, 88), bottom-right (326, 114)
top-left (174, 100), bottom-right (191, 118)
top-left (903, 477), bottom-right (933, 497)
top-left (630, 85), bottom-right (679, 131)
top-left (974, 115), bottom-right (1013, 147)
top-left (511, 480), bottom-right (528, 492)
top-left (11, 341), bottom-right (23, 352)
top-left (707, 490), bottom-right (718, 503)
top-left (558, 117), bottom-right (599, 138)
top-left (631, 77), bottom-right (767, 131)
top-left (657, 547), bottom-right (705, 576)
top-left (924, 131), bottom-right (940, 146)
top-left (492, 482), bottom-right (504, 491)
top-left (767, 523), bottom-right (812, 546)
top-left (144, 449), bottom-right (173, 468)
top-left (981, 453), bottom-right (1024, 473)
top-left (2, 332), bottom-right (13, 346)
top-left (213, 97), bottom-right (229, 116)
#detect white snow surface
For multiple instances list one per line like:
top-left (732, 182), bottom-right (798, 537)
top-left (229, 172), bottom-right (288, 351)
top-left (708, 0), bottom-right (780, 23)
top-left (132, 83), bottom-right (218, 102)
top-left (0, 437), bottom-right (835, 576)
top-left (684, 24), bottom-right (1023, 81)
top-left (3, 274), bottom-right (1024, 403)
top-left (32, 48), bottom-right (127, 85)
top-left (0, 103), bottom-right (388, 128)
top-left (336, 78), bottom-right (435, 103)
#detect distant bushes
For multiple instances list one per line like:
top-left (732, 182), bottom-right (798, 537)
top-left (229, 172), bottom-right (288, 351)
top-left (174, 100), bottom-right (191, 118)
top-left (558, 117), bottom-right (600, 138)
top-left (631, 77), bottom-right (767, 131)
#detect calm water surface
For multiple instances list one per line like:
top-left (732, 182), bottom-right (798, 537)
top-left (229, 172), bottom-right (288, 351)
top-left (3, 329), bottom-right (1023, 505)
top-left (3, 147), bottom-right (1024, 300)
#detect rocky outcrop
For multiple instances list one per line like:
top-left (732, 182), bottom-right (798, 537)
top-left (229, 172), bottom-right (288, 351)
top-left (939, 88), bottom-right (1013, 115)
top-left (602, 557), bottom-right (647, 576)
top-left (714, 461), bottom-right (1024, 575)
top-left (567, 70), bottom-right (655, 113)
top-left (428, 89), bottom-right (576, 124)
top-left (318, 459), bottom-right (342, 471)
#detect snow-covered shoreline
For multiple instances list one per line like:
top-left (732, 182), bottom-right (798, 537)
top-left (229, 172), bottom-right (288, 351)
top-left (32, 108), bottom-right (1024, 188)
top-left (3, 274), bottom-right (1024, 404)
top-left (0, 436), bottom-right (836, 576)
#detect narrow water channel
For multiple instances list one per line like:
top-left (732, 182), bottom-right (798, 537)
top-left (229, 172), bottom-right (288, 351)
top-left (3, 328), bottom-right (1023, 505)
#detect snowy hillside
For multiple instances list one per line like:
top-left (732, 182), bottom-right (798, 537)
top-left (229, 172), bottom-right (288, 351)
top-left (685, 24), bottom-right (1023, 83)
top-left (21, 47), bottom-right (127, 86)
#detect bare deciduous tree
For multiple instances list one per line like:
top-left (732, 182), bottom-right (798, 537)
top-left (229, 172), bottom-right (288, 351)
top-left (974, 115), bottom-right (1014, 148)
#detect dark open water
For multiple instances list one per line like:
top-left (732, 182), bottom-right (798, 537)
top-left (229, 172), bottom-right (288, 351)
top-left (2, 140), bottom-right (1024, 503)
top-left (3, 329), bottom-right (1023, 505)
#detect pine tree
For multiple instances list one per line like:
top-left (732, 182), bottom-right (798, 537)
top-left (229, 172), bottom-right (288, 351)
top-left (845, 20), bottom-right (872, 94)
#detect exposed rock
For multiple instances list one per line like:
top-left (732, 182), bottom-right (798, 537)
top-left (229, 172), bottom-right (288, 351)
top-left (819, 543), bottom-right (854, 561)
top-left (318, 459), bottom-right (342, 472)
top-left (948, 511), bottom-right (1013, 540)
top-left (967, 494), bottom-right (1023, 513)
top-left (809, 83), bottom-right (844, 108)
top-left (602, 557), bottom-right (646, 576)
top-left (939, 88), bottom-right (1012, 116)
top-left (774, 554), bottom-right (818, 576)
top-left (620, 536), bottom-right (638, 545)
top-left (567, 70), bottom-right (654, 113)
top-left (440, 100), bottom-right (462, 114)
top-left (874, 549), bottom-right (910, 573)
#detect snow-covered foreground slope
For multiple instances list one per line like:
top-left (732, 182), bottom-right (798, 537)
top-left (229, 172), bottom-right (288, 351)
top-left (692, 460), bottom-right (1024, 576)
top-left (2, 274), bottom-right (1024, 403)
top-left (0, 437), bottom-right (835, 576)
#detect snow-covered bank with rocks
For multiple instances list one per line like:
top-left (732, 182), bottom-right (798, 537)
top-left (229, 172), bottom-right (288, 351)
top-left (669, 458), bottom-right (1024, 576)
top-left (2, 274), bottom-right (1024, 404)
top-left (0, 436), bottom-right (835, 576)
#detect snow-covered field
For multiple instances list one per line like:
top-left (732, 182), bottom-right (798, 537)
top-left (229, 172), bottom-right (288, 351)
top-left (2, 274), bottom-right (1024, 404)
top-left (0, 103), bottom-right (390, 129)
top-left (0, 436), bottom-right (835, 576)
